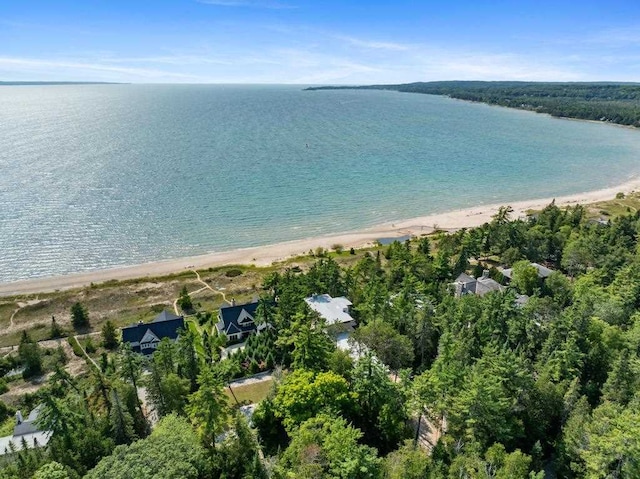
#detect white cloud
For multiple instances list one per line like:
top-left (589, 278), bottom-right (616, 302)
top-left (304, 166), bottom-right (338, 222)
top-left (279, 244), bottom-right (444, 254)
top-left (586, 26), bottom-right (640, 47)
top-left (2, 20), bottom-right (634, 84)
top-left (425, 52), bottom-right (583, 82)
top-left (0, 57), bottom-right (210, 82)
top-left (333, 34), bottom-right (413, 52)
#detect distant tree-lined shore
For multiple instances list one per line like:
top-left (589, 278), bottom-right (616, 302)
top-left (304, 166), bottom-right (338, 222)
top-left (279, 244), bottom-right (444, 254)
top-left (306, 81), bottom-right (640, 127)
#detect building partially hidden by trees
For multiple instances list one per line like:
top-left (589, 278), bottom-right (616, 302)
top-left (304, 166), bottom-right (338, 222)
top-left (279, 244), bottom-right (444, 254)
top-left (121, 311), bottom-right (184, 355)
top-left (215, 300), bottom-right (264, 343)
top-left (451, 270), bottom-right (504, 297)
top-left (0, 406), bottom-right (52, 456)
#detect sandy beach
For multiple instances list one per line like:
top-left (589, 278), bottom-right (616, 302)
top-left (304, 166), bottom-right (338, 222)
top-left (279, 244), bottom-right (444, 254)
top-left (1, 177), bottom-right (639, 297)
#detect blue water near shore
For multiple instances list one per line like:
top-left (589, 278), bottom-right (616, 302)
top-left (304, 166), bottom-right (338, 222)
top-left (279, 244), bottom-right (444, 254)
top-left (2, 84), bottom-right (640, 283)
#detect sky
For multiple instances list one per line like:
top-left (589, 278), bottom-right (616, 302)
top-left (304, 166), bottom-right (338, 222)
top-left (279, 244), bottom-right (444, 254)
top-left (1, 0), bottom-right (640, 84)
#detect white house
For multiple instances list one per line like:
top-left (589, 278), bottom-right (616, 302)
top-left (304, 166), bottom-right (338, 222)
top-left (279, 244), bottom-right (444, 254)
top-left (304, 294), bottom-right (357, 329)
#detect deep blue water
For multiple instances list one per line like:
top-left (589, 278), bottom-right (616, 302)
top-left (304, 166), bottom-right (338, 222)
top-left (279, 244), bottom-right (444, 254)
top-left (2, 84), bottom-right (640, 282)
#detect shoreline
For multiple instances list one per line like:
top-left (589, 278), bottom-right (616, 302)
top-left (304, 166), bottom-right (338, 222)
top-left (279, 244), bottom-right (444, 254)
top-left (1, 177), bottom-right (639, 297)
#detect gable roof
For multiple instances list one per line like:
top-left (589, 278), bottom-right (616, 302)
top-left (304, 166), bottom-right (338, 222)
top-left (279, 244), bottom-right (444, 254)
top-left (452, 271), bottom-right (503, 297)
top-left (218, 301), bottom-right (260, 336)
top-left (153, 310), bottom-right (182, 323)
top-left (225, 322), bottom-right (242, 335)
top-left (0, 406), bottom-right (52, 456)
top-left (454, 272), bottom-right (476, 284)
top-left (140, 328), bottom-right (161, 344)
top-left (453, 273), bottom-right (478, 295)
top-left (475, 276), bottom-right (504, 296)
top-left (237, 308), bottom-right (255, 325)
top-left (502, 262), bottom-right (554, 280)
top-left (531, 263), bottom-right (554, 278)
top-left (13, 406), bottom-right (44, 437)
top-left (122, 310), bottom-right (184, 353)
top-left (304, 294), bottom-right (355, 326)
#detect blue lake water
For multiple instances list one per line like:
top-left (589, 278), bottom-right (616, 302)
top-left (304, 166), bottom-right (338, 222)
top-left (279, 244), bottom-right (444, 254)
top-left (2, 84), bottom-right (640, 282)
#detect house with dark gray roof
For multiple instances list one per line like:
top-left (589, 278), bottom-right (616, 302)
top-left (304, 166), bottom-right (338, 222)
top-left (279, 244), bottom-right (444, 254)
top-left (452, 270), bottom-right (504, 297)
top-left (0, 406), bottom-right (52, 455)
top-left (216, 300), bottom-right (264, 343)
top-left (121, 310), bottom-right (184, 355)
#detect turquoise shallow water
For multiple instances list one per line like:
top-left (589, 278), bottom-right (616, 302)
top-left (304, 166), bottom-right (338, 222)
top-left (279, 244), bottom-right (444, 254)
top-left (2, 84), bottom-right (640, 283)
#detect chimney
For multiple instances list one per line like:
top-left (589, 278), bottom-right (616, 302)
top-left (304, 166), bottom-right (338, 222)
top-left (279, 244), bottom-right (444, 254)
top-left (15, 411), bottom-right (23, 425)
top-left (482, 270), bottom-right (490, 279)
top-left (454, 282), bottom-right (463, 298)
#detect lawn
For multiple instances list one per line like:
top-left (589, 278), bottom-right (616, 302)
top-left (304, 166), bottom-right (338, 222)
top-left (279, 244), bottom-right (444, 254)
top-left (224, 379), bottom-right (274, 406)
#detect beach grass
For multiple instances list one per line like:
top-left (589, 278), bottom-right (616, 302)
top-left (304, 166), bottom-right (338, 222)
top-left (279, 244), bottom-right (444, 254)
top-left (586, 191), bottom-right (640, 218)
top-left (0, 302), bottom-right (17, 329)
top-left (0, 245), bottom-right (386, 348)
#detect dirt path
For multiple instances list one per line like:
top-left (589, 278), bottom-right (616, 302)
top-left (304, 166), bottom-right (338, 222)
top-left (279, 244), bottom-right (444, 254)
top-left (228, 371), bottom-right (273, 387)
top-left (7, 297), bottom-right (42, 330)
top-left (173, 285), bottom-right (209, 315)
top-left (173, 270), bottom-right (232, 315)
top-left (8, 308), bottom-right (19, 328)
top-left (410, 412), bottom-right (447, 452)
top-left (73, 333), bottom-right (102, 371)
top-left (191, 269), bottom-right (232, 305)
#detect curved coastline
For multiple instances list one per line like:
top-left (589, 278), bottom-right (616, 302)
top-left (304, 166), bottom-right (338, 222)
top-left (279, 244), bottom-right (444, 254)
top-left (1, 176), bottom-right (639, 297)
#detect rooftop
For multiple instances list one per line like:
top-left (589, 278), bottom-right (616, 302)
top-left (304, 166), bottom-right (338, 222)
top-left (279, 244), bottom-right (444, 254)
top-left (218, 301), bottom-right (260, 336)
top-left (475, 276), bottom-right (504, 296)
top-left (452, 270), bottom-right (503, 296)
top-left (0, 406), bottom-right (52, 456)
top-left (121, 310), bottom-right (184, 353)
top-left (304, 294), bottom-right (355, 326)
top-left (502, 262), bottom-right (554, 280)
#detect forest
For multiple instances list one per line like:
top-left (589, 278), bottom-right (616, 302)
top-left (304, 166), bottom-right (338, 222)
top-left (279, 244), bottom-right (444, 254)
top-left (306, 81), bottom-right (640, 127)
top-left (1, 199), bottom-right (640, 478)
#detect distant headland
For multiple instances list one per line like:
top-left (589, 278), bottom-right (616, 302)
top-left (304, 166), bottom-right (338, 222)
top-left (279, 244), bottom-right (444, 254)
top-left (306, 81), bottom-right (640, 128)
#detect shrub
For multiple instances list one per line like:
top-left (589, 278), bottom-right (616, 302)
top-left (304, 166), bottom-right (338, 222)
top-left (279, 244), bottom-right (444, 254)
top-left (177, 286), bottom-right (193, 312)
top-left (54, 345), bottom-right (68, 366)
top-left (68, 337), bottom-right (84, 357)
top-left (102, 321), bottom-right (119, 349)
top-left (225, 268), bottom-right (243, 278)
top-left (85, 338), bottom-right (97, 354)
top-left (71, 302), bottom-right (90, 329)
top-left (50, 318), bottom-right (64, 339)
